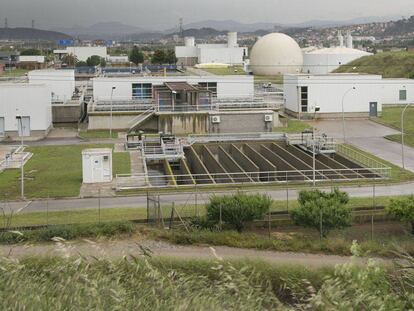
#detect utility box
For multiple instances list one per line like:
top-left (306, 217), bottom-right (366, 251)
top-left (82, 148), bottom-right (113, 183)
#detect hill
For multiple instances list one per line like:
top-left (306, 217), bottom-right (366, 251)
top-left (334, 51), bottom-right (414, 78)
top-left (0, 27), bottom-right (71, 41)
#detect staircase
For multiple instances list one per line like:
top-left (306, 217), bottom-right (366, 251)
top-left (128, 107), bottom-right (155, 132)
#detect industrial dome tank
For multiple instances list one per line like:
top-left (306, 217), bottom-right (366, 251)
top-left (249, 33), bottom-right (303, 75)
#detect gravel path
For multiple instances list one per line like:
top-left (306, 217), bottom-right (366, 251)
top-left (0, 238), bottom-right (384, 267)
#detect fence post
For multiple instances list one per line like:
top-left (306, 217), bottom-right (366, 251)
top-left (169, 202), bottom-right (175, 230)
top-left (98, 188), bottom-right (101, 224)
top-left (371, 183), bottom-right (376, 240)
top-left (268, 200), bottom-right (271, 239)
top-left (46, 195), bottom-right (49, 227)
top-left (319, 209), bottom-right (323, 241)
top-left (286, 187), bottom-right (289, 213)
top-left (195, 184), bottom-right (198, 218)
top-left (219, 204), bottom-right (222, 231)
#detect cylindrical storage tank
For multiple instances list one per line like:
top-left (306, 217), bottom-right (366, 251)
top-left (227, 32), bottom-right (238, 47)
top-left (250, 33), bottom-right (303, 75)
top-left (184, 37), bottom-right (195, 47)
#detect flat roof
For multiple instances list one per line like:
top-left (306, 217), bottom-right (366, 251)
top-left (165, 82), bottom-right (198, 92)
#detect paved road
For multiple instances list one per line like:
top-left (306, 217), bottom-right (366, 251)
top-left (307, 119), bottom-right (414, 172)
top-left (4, 182), bottom-right (414, 214)
top-left (0, 239), bottom-right (382, 267)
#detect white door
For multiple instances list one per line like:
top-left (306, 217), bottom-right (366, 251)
top-left (92, 157), bottom-right (103, 182)
top-left (0, 117), bottom-right (4, 137)
top-left (18, 117), bottom-right (31, 137)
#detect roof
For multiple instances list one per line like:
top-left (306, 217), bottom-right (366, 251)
top-left (164, 82), bottom-right (198, 92)
top-left (305, 47), bottom-right (372, 55)
top-left (82, 148), bottom-right (112, 154)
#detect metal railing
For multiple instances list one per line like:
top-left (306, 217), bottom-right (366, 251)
top-left (115, 167), bottom-right (390, 190)
top-left (127, 107), bottom-right (155, 130)
top-left (187, 132), bottom-right (286, 145)
top-left (335, 144), bottom-right (390, 177)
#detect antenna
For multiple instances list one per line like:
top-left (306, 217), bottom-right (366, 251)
top-left (4, 17), bottom-right (8, 28)
top-left (179, 17), bottom-right (184, 38)
top-left (32, 20), bottom-right (35, 29)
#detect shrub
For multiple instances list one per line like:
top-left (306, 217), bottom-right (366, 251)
top-left (387, 195), bottom-right (414, 234)
top-left (291, 188), bottom-right (351, 237)
top-left (206, 193), bottom-right (272, 232)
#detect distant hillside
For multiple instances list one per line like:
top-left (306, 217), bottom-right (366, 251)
top-left (0, 27), bottom-right (71, 41)
top-left (334, 51), bottom-right (414, 78)
top-left (383, 16), bottom-right (414, 36)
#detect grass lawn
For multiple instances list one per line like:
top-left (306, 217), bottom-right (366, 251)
top-left (254, 74), bottom-right (283, 85)
top-left (273, 118), bottom-right (312, 133)
top-left (0, 144), bottom-right (130, 199)
top-left (0, 68), bottom-right (29, 77)
top-left (201, 65), bottom-right (245, 75)
top-left (79, 130), bottom-right (120, 139)
top-left (374, 106), bottom-right (414, 148)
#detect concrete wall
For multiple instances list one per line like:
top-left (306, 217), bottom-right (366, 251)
top-left (158, 113), bottom-right (208, 134)
top-left (0, 84), bottom-right (52, 137)
top-left (28, 69), bottom-right (75, 103)
top-left (198, 47), bottom-right (245, 65)
top-left (52, 104), bottom-right (81, 123)
top-left (209, 111), bottom-right (274, 134)
top-left (380, 79), bottom-right (414, 105)
top-left (303, 52), bottom-right (371, 74)
top-left (58, 46), bottom-right (108, 62)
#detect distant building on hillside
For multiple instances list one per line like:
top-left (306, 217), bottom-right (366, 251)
top-left (175, 32), bottom-right (248, 66)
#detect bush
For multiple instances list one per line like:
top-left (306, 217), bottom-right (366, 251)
top-left (387, 195), bottom-right (414, 234)
top-left (206, 193), bottom-right (272, 232)
top-left (291, 188), bottom-right (351, 237)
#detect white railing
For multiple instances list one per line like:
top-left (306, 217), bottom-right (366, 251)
top-left (127, 107), bottom-right (155, 130)
top-left (187, 133), bottom-right (285, 145)
top-left (115, 167), bottom-right (391, 190)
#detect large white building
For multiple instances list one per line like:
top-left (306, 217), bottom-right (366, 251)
top-left (284, 73), bottom-right (414, 118)
top-left (28, 69), bottom-right (76, 103)
top-left (302, 31), bottom-right (372, 74)
top-left (53, 46), bottom-right (108, 62)
top-left (0, 84), bottom-right (52, 139)
top-left (175, 32), bottom-right (248, 66)
top-left (92, 75), bottom-right (254, 101)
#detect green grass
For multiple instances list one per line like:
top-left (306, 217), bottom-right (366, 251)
top-left (79, 130), bottom-right (120, 139)
top-left (334, 51), bottom-right (414, 78)
top-left (0, 68), bottom-right (29, 77)
top-left (201, 65), bottom-right (245, 75)
top-left (374, 106), bottom-right (414, 148)
top-left (254, 74), bottom-right (283, 84)
top-left (0, 145), bottom-right (130, 199)
top-left (273, 118), bottom-right (312, 133)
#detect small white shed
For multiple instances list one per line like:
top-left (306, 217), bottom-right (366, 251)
top-left (82, 148), bottom-right (113, 183)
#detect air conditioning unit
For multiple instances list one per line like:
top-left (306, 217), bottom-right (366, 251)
top-left (264, 114), bottom-right (273, 122)
top-left (211, 116), bottom-right (221, 124)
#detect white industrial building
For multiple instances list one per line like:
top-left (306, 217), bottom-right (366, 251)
top-left (92, 75), bottom-right (254, 101)
top-left (28, 69), bottom-right (76, 103)
top-left (0, 84), bottom-right (52, 139)
top-left (249, 33), bottom-right (304, 75)
top-left (175, 32), bottom-right (248, 66)
top-left (53, 46), bottom-right (108, 62)
top-left (303, 31), bottom-right (372, 74)
top-left (284, 73), bottom-right (414, 118)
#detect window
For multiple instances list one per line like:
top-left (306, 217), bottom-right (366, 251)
top-left (132, 83), bottom-right (152, 99)
top-left (399, 89), bottom-right (407, 101)
top-left (198, 82), bottom-right (217, 96)
top-left (300, 86), bottom-right (308, 112)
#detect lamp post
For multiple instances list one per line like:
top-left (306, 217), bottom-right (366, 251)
top-left (341, 87), bottom-right (356, 143)
top-left (312, 106), bottom-right (321, 186)
top-left (401, 102), bottom-right (413, 169)
top-left (109, 86), bottom-right (116, 138)
top-left (16, 116), bottom-right (24, 199)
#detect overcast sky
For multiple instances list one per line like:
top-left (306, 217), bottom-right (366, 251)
top-left (0, 0), bottom-right (412, 30)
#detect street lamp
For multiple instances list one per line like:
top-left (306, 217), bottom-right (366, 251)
top-left (109, 86), bottom-right (116, 138)
top-left (401, 102), bottom-right (413, 169)
top-left (312, 106), bottom-right (321, 186)
top-left (16, 115), bottom-right (24, 199)
top-left (341, 87), bottom-right (356, 143)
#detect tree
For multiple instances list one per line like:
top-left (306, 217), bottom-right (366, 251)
top-left (165, 49), bottom-right (177, 64)
top-left (20, 48), bottom-right (41, 56)
top-left (129, 46), bottom-right (144, 65)
top-left (86, 55), bottom-right (105, 67)
top-left (61, 54), bottom-right (76, 67)
top-left (76, 61), bottom-right (87, 67)
top-left (387, 196), bottom-right (414, 234)
top-left (151, 49), bottom-right (166, 64)
top-left (291, 188), bottom-right (351, 237)
top-left (206, 193), bottom-right (271, 232)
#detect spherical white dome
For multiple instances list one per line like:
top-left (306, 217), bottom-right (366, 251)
top-left (250, 33), bottom-right (303, 75)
